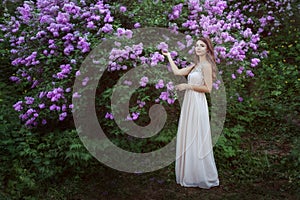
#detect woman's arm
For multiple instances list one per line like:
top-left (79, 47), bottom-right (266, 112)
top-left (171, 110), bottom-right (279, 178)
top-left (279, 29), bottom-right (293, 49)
top-left (175, 63), bottom-right (213, 93)
top-left (162, 51), bottom-right (194, 76)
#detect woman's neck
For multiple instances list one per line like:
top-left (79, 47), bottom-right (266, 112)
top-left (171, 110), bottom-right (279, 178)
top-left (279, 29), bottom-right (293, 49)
top-left (198, 55), bottom-right (208, 63)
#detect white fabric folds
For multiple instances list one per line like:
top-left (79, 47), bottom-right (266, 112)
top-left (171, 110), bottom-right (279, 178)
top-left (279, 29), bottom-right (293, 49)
top-left (175, 65), bottom-right (219, 189)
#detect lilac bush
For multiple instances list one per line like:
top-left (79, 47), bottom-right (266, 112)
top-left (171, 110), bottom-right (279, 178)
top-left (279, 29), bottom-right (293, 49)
top-left (0, 0), bottom-right (294, 127)
top-left (166, 0), bottom-right (293, 101)
top-left (1, 0), bottom-right (115, 127)
top-left (168, 0), bottom-right (280, 68)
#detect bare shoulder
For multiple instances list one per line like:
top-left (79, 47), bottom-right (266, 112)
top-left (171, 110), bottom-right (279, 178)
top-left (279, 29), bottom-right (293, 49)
top-left (202, 62), bottom-right (212, 72)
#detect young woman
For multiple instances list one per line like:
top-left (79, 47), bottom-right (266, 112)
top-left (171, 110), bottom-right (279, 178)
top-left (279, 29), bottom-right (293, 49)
top-left (162, 37), bottom-right (219, 189)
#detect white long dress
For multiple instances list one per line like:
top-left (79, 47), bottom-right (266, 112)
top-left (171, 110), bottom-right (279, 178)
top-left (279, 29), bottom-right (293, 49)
top-left (175, 64), bottom-right (219, 189)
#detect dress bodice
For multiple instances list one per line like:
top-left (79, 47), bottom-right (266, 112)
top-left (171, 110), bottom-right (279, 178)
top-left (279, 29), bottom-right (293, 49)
top-left (188, 64), bottom-right (204, 86)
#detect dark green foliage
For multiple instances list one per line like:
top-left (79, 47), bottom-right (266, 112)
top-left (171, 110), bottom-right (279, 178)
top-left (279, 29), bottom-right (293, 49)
top-left (0, 0), bottom-right (299, 199)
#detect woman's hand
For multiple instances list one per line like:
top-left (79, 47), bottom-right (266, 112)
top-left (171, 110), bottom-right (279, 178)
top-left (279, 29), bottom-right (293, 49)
top-left (175, 83), bottom-right (189, 91)
top-left (161, 49), bottom-right (170, 57)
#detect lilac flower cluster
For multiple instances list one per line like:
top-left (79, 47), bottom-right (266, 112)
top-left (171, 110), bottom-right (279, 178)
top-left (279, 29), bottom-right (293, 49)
top-left (12, 86), bottom-right (74, 127)
top-left (1, 0), bottom-right (115, 127)
top-left (137, 100), bottom-right (146, 108)
top-left (150, 52), bottom-right (165, 66)
top-left (108, 42), bottom-right (143, 71)
top-left (54, 64), bottom-right (72, 79)
top-left (168, 3), bottom-right (183, 20)
top-left (126, 112), bottom-right (140, 121)
top-left (139, 76), bottom-right (149, 87)
top-left (158, 81), bottom-right (176, 105)
top-left (168, 0), bottom-right (289, 83)
top-left (105, 112), bottom-right (114, 120)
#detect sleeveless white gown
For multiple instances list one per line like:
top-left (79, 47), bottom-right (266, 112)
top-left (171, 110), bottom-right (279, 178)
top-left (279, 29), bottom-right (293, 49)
top-left (175, 64), bottom-right (219, 189)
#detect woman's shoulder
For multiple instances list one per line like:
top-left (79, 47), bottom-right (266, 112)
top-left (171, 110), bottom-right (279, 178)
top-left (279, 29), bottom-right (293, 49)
top-left (201, 62), bottom-right (212, 74)
top-left (199, 62), bottom-right (212, 70)
top-left (201, 61), bottom-right (212, 68)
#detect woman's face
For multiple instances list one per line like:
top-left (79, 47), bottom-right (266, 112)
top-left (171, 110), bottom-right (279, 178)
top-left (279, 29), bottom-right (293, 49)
top-left (195, 40), bottom-right (207, 56)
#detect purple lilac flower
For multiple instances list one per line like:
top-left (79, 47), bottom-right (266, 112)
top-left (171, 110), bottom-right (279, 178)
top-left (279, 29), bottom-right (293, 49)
top-left (10, 76), bottom-right (20, 82)
top-left (56, 106), bottom-right (61, 111)
top-left (56, 64), bottom-right (72, 79)
top-left (25, 117), bottom-right (36, 126)
top-left (61, 104), bottom-right (67, 112)
top-left (157, 42), bottom-right (168, 52)
top-left (104, 13), bottom-right (113, 23)
top-left (167, 98), bottom-right (175, 104)
top-left (159, 91), bottom-right (169, 101)
top-left (177, 41), bottom-right (185, 50)
top-left (75, 70), bottom-right (81, 76)
top-left (120, 6), bottom-right (127, 12)
top-left (243, 28), bottom-right (252, 38)
top-left (246, 70), bottom-right (254, 77)
top-left (132, 112), bottom-right (140, 120)
top-left (125, 30), bottom-right (133, 39)
top-left (39, 91), bottom-right (47, 99)
top-left (139, 76), bottom-right (148, 87)
top-left (13, 101), bottom-right (23, 111)
top-left (236, 66), bottom-right (244, 74)
top-left (49, 104), bottom-right (57, 111)
top-left (126, 112), bottom-right (140, 121)
top-left (137, 100), bottom-right (146, 108)
top-left (77, 37), bottom-right (90, 53)
top-left (155, 79), bottom-right (164, 89)
top-left (186, 35), bottom-right (193, 47)
top-left (56, 12), bottom-right (70, 24)
top-left (16, 36), bottom-right (25, 45)
top-left (10, 49), bottom-right (18, 54)
top-left (251, 58), bottom-right (260, 67)
top-left (39, 103), bottom-right (45, 109)
top-left (150, 52), bottom-right (164, 66)
top-left (47, 87), bottom-right (64, 102)
top-left (59, 112), bottom-right (67, 121)
top-left (101, 23), bottom-right (113, 33)
top-left (139, 56), bottom-right (148, 64)
top-left (17, 3), bottom-right (32, 23)
top-left (213, 83), bottom-right (219, 90)
top-left (87, 21), bottom-right (96, 29)
top-left (134, 22), bottom-right (141, 28)
top-left (116, 28), bottom-right (133, 39)
top-left (64, 44), bottom-right (74, 55)
top-left (19, 113), bottom-right (28, 120)
top-left (132, 43), bottom-right (143, 55)
top-left (238, 96), bottom-right (243, 102)
top-left (26, 108), bottom-right (35, 115)
top-left (72, 92), bottom-right (81, 98)
top-left (124, 80), bottom-right (132, 86)
top-left (82, 77), bottom-right (89, 86)
top-left (105, 112), bottom-right (114, 120)
top-left (259, 17), bottom-right (267, 27)
top-left (166, 82), bottom-right (174, 90)
top-left (25, 96), bottom-right (34, 104)
top-left (168, 3), bottom-right (183, 20)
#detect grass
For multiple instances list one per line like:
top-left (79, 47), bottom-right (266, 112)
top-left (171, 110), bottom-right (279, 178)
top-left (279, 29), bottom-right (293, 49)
top-left (40, 128), bottom-right (300, 200)
top-left (43, 164), bottom-right (299, 200)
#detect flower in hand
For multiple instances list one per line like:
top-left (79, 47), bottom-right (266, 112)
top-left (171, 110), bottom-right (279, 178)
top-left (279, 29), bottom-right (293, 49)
top-left (161, 49), bottom-right (170, 56)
